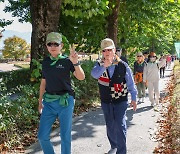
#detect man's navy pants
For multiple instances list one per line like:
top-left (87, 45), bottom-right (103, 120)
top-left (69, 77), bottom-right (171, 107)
top-left (101, 101), bottom-right (128, 154)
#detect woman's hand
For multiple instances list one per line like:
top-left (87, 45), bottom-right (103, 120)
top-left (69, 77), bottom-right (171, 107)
top-left (69, 44), bottom-right (78, 64)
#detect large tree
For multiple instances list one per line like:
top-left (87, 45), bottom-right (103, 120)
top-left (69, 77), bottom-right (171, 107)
top-left (29, 0), bottom-right (62, 61)
top-left (1, 0), bottom-right (179, 57)
top-left (2, 36), bottom-right (30, 60)
top-left (1, 0), bottom-right (107, 56)
top-left (116, 0), bottom-right (180, 55)
top-left (106, 0), bottom-right (120, 46)
top-left (1, 0), bottom-right (62, 63)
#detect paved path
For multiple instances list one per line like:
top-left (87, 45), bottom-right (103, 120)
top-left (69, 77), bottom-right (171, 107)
top-left (0, 63), bottom-right (20, 72)
top-left (25, 64), bottom-right (174, 154)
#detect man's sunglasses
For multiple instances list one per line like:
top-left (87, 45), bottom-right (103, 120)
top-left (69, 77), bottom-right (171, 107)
top-left (47, 42), bottom-right (60, 47)
top-left (150, 56), bottom-right (156, 58)
top-left (102, 49), bottom-right (113, 52)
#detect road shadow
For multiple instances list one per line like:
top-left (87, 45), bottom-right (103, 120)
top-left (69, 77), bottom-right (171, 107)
top-left (24, 88), bottom-right (171, 153)
top-left (26, 105), bottom-right (142, 153)
top-left (26, 108), bottom-right (105, 154)
top-left (126, 105), bottom-right (153, 128)
top-left (26, 85), bottom-right (168, 153)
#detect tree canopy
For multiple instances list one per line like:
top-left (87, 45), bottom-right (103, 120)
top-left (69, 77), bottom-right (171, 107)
top-left (0, 0), bottom-right (179, 58)
top-left (117, 0), bottom-right (180, 54)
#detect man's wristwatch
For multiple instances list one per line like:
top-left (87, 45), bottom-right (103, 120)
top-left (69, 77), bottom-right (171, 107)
top-left (73, 61), bottom-right (80, 66)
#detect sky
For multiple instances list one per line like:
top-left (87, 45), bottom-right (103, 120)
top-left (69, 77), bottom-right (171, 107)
top-left (0, 1), bottom-right (32, 33)
top-left (0, 1), bottom-right (32, 49)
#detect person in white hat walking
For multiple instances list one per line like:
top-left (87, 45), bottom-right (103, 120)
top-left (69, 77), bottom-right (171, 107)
top-left (91, 38), bottom-right (137, 154)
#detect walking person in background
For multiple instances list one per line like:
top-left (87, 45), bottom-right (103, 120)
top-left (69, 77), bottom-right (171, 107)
top-left (166, 54), bottom-right (172, 69)
top-left (116, 46), bottom-right (128, 64)
top-left (143, 52), bottom-right (166, 107)
top-left (38, 32), bottom-right (85, 154)
top-left (91, 38), bottom-right (137, 154)
top-left (159, 54), bottom-right (166, 78)
top-left (133, 52), bottom-right (147, 103)
top-left (171, 55), bottom-right (175, 62)
top-left (143, 51), bottom-right (149, 62)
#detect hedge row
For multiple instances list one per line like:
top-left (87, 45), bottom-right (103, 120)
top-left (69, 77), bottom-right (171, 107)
top-left (0, 68), bottom-right (31, 91)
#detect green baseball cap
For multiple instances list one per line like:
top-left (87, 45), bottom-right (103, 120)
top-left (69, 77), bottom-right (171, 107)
top-left (46, 32), bottom-right (62, 44)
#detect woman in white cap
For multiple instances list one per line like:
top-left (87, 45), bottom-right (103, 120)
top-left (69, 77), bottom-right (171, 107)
top-left (37, 32), bottom-right (85, 154)
top-left (143, 52), bottom-right (166, 107)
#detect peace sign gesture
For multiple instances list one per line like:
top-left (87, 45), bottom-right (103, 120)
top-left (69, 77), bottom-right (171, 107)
top-left (69, 44), bottom-right (78, 64)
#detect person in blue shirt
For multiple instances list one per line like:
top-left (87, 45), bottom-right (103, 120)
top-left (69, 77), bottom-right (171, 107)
top-left (91, 38), bottom-right (137, 154)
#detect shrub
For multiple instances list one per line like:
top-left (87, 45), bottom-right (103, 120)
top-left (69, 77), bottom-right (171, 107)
top-left (72, 60), bottom-right (99, 106)
top-left (0, 84), bottom-right (39, 150)
top-left (0, 68), bottom-right (31, 91)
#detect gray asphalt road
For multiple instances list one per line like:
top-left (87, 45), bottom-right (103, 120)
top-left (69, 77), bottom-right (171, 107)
top-left (25, 65), bottom-right (173, 154)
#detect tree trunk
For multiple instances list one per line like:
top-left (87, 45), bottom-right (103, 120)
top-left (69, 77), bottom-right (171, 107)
top-left (107, 0), bottom-right (120, 46)
top-left (29, 0), bottom-right (62, 68)
top-left (120, 36), bottom-right (127, 56)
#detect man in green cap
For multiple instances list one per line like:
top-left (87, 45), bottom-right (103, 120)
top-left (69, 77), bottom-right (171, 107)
top-left (37, 32), bottom-right (85, 154)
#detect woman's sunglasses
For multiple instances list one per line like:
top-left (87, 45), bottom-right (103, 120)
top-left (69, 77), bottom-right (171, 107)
top-left (47, 42), bottom-right (60, 47)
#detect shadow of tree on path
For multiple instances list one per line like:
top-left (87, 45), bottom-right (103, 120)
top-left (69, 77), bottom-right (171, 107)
top-left (26, 104), bottom-right (154, 153)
